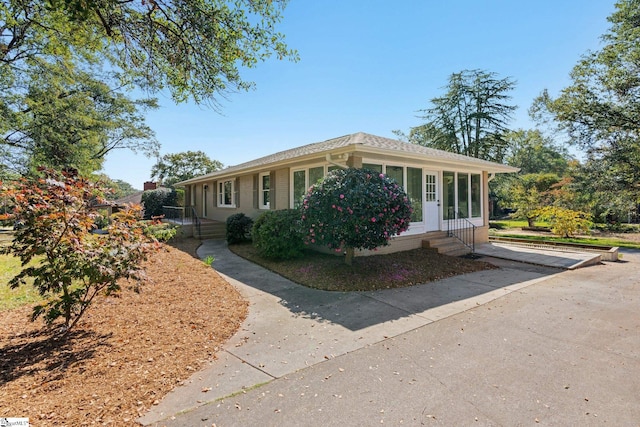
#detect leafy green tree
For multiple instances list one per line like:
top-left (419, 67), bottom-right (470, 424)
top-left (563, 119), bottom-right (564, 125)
top-left (396, 69), bottom-right (517, 162)
top-left (1, 0), bottom-right (298, 105)
top-left (151, 151), bottom-right (223, 187)
top-left (2, 59), bottom-right (158, 176)
top-left (532, 206), bottom-right (592, 238)
top-left (536, 0), bottom-right (640, 206)
top-left (141, 187), bottom-right (177, 219)
top-left (109, 179), bottom-right (139, 200)
top-left (489, 128), bottom-right (573, 217)
top-left (498, 173), bottom-right (561, 226)
top-left (504, 129), bottom-right (570, 176)
top-left (0, 169), bottom-right (157, 333)
top-left (300, 168), bottom-right (413, 266)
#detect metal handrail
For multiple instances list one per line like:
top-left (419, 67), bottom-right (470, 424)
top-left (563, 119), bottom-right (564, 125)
top-left (190, 206), bottom-right (201, 238)
top-left (162, 206), bottom-right (185, 223)
top-left (447, 207), bottom-right (476, 252)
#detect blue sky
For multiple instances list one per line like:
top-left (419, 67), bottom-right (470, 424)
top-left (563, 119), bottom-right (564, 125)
top-left (101, 0), bottom-right (617, 189)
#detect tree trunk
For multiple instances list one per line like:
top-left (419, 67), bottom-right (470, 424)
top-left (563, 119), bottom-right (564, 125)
top-left (527, 216), bottom-right (535, 227)
top-left (345, 247), bottom-right (354, 266)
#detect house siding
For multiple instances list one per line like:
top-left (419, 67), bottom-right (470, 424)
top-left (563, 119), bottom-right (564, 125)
top-left (274, 168), bottom-right (289, 211)
top-left (176, 133), bottom-right (517, 255)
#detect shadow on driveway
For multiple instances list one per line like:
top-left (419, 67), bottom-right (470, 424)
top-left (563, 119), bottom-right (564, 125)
top-left (198, 240), bottom-right (562, 331)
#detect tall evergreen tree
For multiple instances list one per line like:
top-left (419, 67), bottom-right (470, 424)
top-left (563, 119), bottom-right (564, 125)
top-left (396, 69), bottom-right (516, 163)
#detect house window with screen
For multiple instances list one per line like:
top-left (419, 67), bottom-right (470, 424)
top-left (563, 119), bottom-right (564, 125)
top-left (217, 179), bottom-right (235, 207)
top-left (259, 173), bottom-right (270, 209)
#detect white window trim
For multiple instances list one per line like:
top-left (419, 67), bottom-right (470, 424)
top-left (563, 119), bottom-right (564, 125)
top-left (290, 164), bottom-right (327, 208)
top-left (259, 172), bottom-right (270, 210)
top-left (443, 170), bottom-right (484, 226)
top-left (217, 179), bottom-right (236, 208)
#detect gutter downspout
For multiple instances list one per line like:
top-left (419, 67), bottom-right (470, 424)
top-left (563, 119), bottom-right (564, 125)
top-left (325, 153), bottom-right (349, 169)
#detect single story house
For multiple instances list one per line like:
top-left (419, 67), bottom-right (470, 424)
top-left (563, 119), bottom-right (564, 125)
top-left (176, 132), bottom-right (518, 255)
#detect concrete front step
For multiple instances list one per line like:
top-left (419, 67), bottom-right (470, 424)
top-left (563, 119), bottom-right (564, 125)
top-left (194, 223), bottom-right (226, 240)
top-left (422, 235), bottom-right (471, 256)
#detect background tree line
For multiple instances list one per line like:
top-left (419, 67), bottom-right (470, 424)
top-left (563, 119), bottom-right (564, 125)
top-left (394, 0), bottom-right (640, 228)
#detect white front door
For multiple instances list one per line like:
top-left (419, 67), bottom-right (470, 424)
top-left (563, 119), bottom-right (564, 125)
top-left (425, 171), bottom-right (439, 231)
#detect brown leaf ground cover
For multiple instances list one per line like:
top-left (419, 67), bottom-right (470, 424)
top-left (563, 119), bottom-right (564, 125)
top-left (229, 243), bottom-right (497, 291)
top-left (0, 238), bottom-right (248, 426)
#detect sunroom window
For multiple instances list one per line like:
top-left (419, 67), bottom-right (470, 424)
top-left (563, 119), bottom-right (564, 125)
top-left (443, 171), bottom-right (481, 219)
top-left (292, 166), bottom-right (325, 208)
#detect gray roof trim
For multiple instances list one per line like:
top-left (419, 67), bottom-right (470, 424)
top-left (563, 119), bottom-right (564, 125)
top-left (176, 132), bottom-right (519, 186)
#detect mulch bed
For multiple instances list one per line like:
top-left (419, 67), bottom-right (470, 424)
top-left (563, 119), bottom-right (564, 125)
top-left (0, 238), bottom-right (248, 426)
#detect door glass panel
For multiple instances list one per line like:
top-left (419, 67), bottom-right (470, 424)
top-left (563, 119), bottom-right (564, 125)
top-left (425, 174), bottom-right (436, 202)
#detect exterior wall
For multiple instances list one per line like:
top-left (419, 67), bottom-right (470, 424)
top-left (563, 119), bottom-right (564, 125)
top-left (194, 168), bottom-right (292, 223)
top-left (274, 168), bottom-right (290, 211)
top-left (184, 151), bottom-right (498, 256)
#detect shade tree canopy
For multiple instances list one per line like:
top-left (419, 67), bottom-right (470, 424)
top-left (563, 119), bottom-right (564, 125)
top-left (1, 0), bottom-right (298, 105)
top-left (151, 150), bottom-right (223, 187)
top-left (535, 0), bottom-right (640, 196)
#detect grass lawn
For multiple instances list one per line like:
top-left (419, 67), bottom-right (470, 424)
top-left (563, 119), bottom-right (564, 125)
top-left (0, 229), bottom-right (41, 311)
top-left (228, 243), bottom-right (496, 291)
top-left (492, 233), bottom-right (640, 250)
top-left (489, 218), bottom-right (640, 249)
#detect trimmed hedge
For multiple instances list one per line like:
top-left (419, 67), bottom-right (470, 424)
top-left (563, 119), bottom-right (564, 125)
top-left (226, 213), bottom-right (253, 244)
top-left (141, 187), bottom-right (177, 219)
top-left (252, 209), bottom-right (305, 260)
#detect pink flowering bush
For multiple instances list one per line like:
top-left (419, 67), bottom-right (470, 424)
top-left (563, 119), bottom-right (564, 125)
top-left (300, 168), bottom-right (412, 264)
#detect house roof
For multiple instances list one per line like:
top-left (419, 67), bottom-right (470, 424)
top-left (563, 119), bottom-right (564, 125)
top-left (176, 132), bottom-right (519, 186)
top-left (113, 191), bottom-right (144, 206)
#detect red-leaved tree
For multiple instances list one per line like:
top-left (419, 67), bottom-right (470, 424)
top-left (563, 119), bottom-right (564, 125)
top-left (0, 169), bottom-right (158, 333)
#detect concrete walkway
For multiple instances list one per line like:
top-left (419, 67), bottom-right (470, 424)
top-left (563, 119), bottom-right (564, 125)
top-left (475, 242), bottom-right (603, 269)
top-left (140, 241), bottom-right (640, 426)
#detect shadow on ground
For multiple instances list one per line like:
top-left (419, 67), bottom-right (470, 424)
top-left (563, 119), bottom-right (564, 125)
top-left (199, 240), bottom-right (561, 331)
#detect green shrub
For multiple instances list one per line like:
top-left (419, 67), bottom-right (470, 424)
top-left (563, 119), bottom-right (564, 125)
top-left (226, 213), bottom-right (254, 244)
top-left (141, 187), bottom-right (178, 219)
top-left (143, 221), bottom-right (179, 242)
top-left (300, 168), bottom-right (413, 264)
top-left (252, 209), bottom-right (305, 260)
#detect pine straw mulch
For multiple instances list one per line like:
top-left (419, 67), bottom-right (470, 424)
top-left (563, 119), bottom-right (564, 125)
top-left (0, 238), bottom-right (248, 426)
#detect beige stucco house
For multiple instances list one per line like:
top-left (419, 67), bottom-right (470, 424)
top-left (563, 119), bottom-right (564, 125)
top-left (176, 132), bottom-right (518, 255)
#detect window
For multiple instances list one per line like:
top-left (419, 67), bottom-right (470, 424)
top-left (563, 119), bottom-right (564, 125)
top-left (217, 179), bottom-right (235, 207)
top-left (386, 165), bottom-right (404, 186)
top-left (458, 173), bottom-right (469, 218)
top-left (443, 171), bottom-right (482, 220)
top-left (471, 174), bottom-right (481, 218)
top-left (292, 166), bottom-right (326, 208)
top-left (443, 171), bottom-right (455, 220)
top-left (259, 173), bottom-right (270, 209)
top-left (406, 167), bottom-right (423, 222)
top-left (363, 163), bottom-right (383, 173)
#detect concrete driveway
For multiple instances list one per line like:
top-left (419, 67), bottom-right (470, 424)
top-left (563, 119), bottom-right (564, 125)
top-left (142, 243), bottom-right (640, 426)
